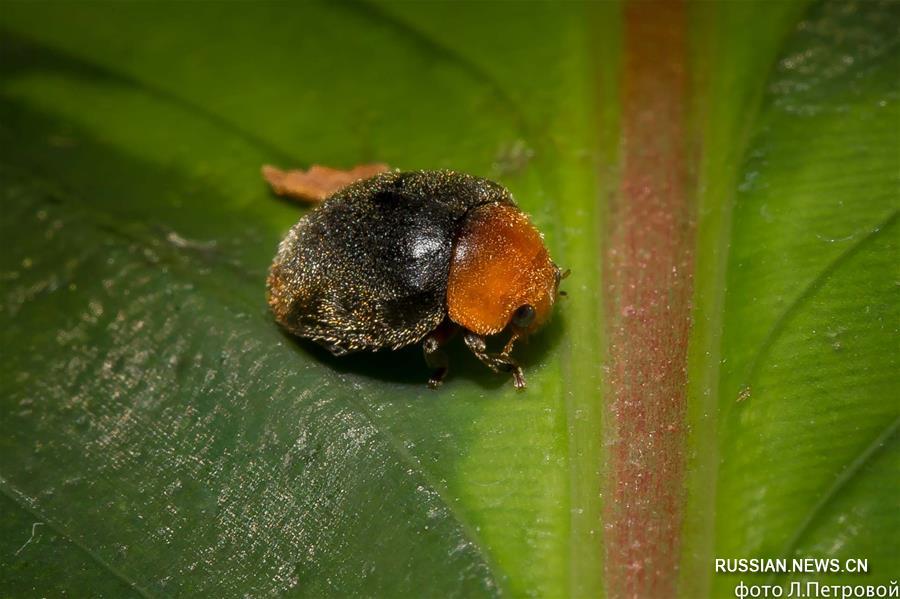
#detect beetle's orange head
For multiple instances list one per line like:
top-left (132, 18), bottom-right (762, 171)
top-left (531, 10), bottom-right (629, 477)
top-left (447, 202), bottom-right (562, 337)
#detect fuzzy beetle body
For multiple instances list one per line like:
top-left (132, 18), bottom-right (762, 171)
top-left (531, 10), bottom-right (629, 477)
top-left (267, 170), bottom-right (562, 389)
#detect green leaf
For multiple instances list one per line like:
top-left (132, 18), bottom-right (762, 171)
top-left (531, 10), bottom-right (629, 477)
top-left (710, 0), bottom-right (900, 592)
top-left (682, 0), bottom-right (899, 595)
top-left (0, 3), bottom-right (604, 596)
top-left (1, 1), bottom-right (896, 597)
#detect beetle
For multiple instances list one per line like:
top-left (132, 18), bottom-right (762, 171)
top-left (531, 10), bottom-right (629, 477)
top-left (263, 164), bottom-right (565, 389)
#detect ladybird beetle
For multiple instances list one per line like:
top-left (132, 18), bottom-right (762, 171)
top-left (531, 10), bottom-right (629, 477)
top-left (264, 165), bottom-right (565, 389)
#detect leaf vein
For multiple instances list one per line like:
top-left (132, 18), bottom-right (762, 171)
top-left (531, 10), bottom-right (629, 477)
top-left (0, 476), bottom-right (155, 599)
top-left (768, 414), bottom-right (900, 583)
top-left (743, 209), bottom-right (899, 391)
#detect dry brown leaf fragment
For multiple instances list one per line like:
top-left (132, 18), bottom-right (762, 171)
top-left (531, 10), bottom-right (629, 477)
top-left (262, 163), bottom-right (391, 203)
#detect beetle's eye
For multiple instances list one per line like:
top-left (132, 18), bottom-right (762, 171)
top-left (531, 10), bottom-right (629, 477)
top-left (512, 304), bottom-right (536, 328)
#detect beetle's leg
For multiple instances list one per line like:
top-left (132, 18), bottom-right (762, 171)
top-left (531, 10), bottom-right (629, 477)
top-left (502, 331), bottom-right (520, 356)
top-left (422, 321), bottom-right (459, 389)
top-left (423, 336), bottom-right (449, 389)
top-left (463, 332), bottom-right (526, 390)
top-left (262, 163), bottom-right (390, 203)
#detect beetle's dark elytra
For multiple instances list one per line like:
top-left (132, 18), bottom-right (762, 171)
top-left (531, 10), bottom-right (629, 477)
top-left (268, 171), bottom-right (512, 354)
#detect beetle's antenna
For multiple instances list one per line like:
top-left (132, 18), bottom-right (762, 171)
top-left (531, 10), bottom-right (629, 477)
top-left (554, 265), bottom-right (570, 299)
